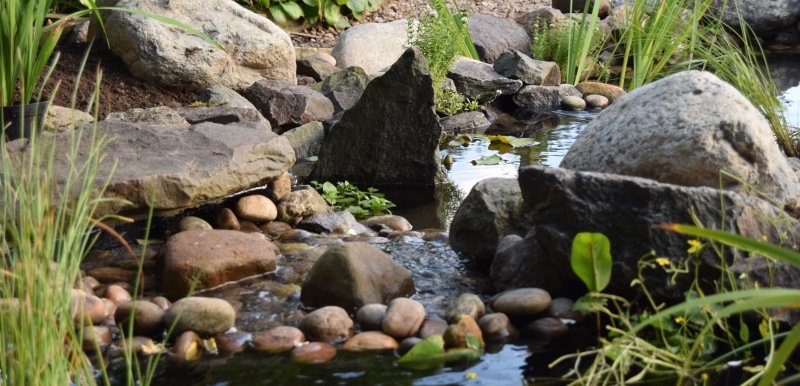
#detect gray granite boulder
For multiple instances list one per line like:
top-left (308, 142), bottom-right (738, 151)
top-left (448, 57), bottom-right (523, 101)
top-left (467, 14), bottom-right (531, 63)
top-left (493, 50), bottom-right (561, 86)
top-left (245, 79), bottom-right (334, 132)
top-left (713, 0), bottom-right (800, 36)
top-left (331, 20), bottom-right (411, 75)
top-left (311, 66), bottom-right (370, 112)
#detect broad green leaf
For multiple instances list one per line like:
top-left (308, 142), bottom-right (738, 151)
top-left (268, 5), bottom-right (289, 25)
top-left (465, 334), bottom-right (482, 351)
top-left (487, 134), bottom-right (513, 145)
top-left (570, 232), bottom-right (612, 292)
top-left (321, 181), bottom-right (337, 196)
top-left (302, 0), bottom-right (318, 6)
top-left (279, 1), bottom-right (305, 20)
top-left (397, 335), bottom-right (445, 369)
top-left (470, 154), bottom-right (502, 166)
top-left (335, 0), bottom-right (349, 5)
top-left (346, 0), bottom-right (366, 11)
top-left (488, 142), bottom-right (513, 154)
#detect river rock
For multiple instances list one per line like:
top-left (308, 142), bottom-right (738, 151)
top-left (44, 105), bottom-right (94, 132)
top-left (360, 215), bottom-right (413, 233)
top-left (82, 325), bottom-right (113, 352)
top-left (268, 171), bottom-right (293, 203)
top-left (216, 208), bottom-right (241, 231)
top-left (561, 71), bottom-right (800, 203)
top-left (312, 66), bottom-right (370, 112)
top-left (446, 293), bottom-right (485, 322)
top-left (525, 316), bottom-right (569, 340)
top-left (282, 121), bottom-right (325, 160)
top-left (443, 314), bottom-right (484, 349)
top-left (584, 94), bottom-right (609, 108)
top-left (490, 288), bottom-right (552, 318)
top-left (490, 234), bottom-right (551, 292)
top-left (478, 313), bottom-right (519, 342)
top-left (179, 216), bottom-right (213, 231)
top-left (252, 326), bottom-right (306, 353)
top-left (331, 20), bottom-right (410, 75)
top-left (468, 13), bottom-right (531, 63)
top-left (355, 303), bottom-right (387, 331)
top-left (70, 292), bottom-right (107, 326)
top-left (297, 57), bottom-right (339, 82)
top-left (450, 178), bottom-right (532, 262)
top-left (342, 331), bottom-right (399, 351)
top-left (299, 306), bottom-right (354, 343)
top-left (418, 316), bottom-right (449, 338)
top-left (235, 195), bottom-right (277, 223)
top-left (171, 330), bottom-right (203, 362)
top-left (713, 0), bottom-right (800, 36)
top-left (513, 85), bottom-right (562, 116)
top-left (493, 50), bottom-right (560, 86)
top-left (301, 243), bottom-right (414, 312)
top-left (297, 211), bottom-right (374, 236)
top-left (518, 165), bottom-right (800, 301)
top-left (114, 301), bottom-right (165, 336)
top-left (291, 342), bottom-right (337, 364)
top-left (215, 331), bottom-right (253, 353)
top-left (165, 297), bottom-right (236, 336)
top-left (382, 297), bottom-right (426, 339)
top-left (162, 230), bottom-right (278, 299)
top-left (310, 48), bottom-right (442, 194)
top-left (105, 284), bottom-right (132, 305)
top-left (448, 57), bottom-right (523, 101)
top-left (101, 0), bottom-right (295, 90)
top-left (277, 187), bottom-right (333, 224)
top-left (574, 81), bottom-right (625, 103)
top-left (30, 120), bottom-right (295, 215)
top-left (547, 297), bottom-right (582, 322)
top-left (440, 111), bottom-right (491, 134)
top-left (245, 79), bottom-right (334, 132)
top-left (398, 337), bottom-right (424, 355)
top-left (561, 95), bottom-right (586, 110)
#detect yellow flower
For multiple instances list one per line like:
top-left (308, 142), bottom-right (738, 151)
top-left (687, 239), bottom-right (703, 254)
top-left (465, 372), bottom-right (478, 380)
top-left (655, 257), bottom-right (671, 267)
top-left (674, 316), bottom-right (686, 324)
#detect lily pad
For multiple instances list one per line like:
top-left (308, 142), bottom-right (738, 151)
top-left (487, 135), bottom-right (535, 148)
top-left (397, 335), bottom-right (481, 370)
top-left (470, 154), bottom-right (503, 166)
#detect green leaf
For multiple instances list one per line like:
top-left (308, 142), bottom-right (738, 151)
top-left (321, 181), bottom-right (337, 196)
top-left (302, 0), bottom-right (319, 6)
top-left (279, 1), bottom-right (305, 20)
top-left (465, 335), bottom-right (482, 351)
top-left (268, 5), bottom-right (289, 24)
top-left (397, 335), bottom-right (445, 369)
top-left (323, 0), bottom-right (350, 29)
top-left (487, 142), bottom-right (513, 154)
top-left (347, 0), bottom-right (367, 12)
top-left (470, 154), bottom-right (502, 166)
top-left (570, 232), bottom-right (612, 292)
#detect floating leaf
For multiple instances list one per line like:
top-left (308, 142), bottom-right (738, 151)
top-left (488, 142), bottom-right (513, 154)
top-left (397, 335), bottom-right (445, 369)
top-left (487, 134), bottom-right (513, 145)
top-left (487, 135), bottom-right (535, 148)
top-left (470, 154), bottom-right (502, 166)
top-left (570, 232), bottom-right (612, 293)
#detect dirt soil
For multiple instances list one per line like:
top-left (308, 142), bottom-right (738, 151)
top-left (42, 0), bottom-right (548, 118)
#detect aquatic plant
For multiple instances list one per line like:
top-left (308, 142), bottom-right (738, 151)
top-left (237, 0), bottom-right (384, 29)
top-left (311, 180), bottom-right (396, 219)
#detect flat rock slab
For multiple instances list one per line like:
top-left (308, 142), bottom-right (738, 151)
top-left (40, 120), bottom-right (295, 214)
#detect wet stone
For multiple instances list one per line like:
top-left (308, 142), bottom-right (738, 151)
top-left (360, 215), bottom-right (413, 232)
top-left (418, 316), bottom-right (449, 339)
top-left (82, 325), bottom-right (113, 352)
top-left (356, 303), bottom-right (387, 331)
top-left (561, 95), bottom-right (586, 111)
top-left (478, 313), bottom-right (519, 343)
top-left (105, 284), bottom-right (132, 305)
top-left (546, 297), bottom-right (581, 322)
top-left (71, 292), bottom-right (107, 326)
top-left (216, 208), bottom-right (240, 231)
top-left (171, 330), bottom-right (203, 363)
top-left (585, 94), bottom-right (609, 109)
top-left (291, 342), bottom-right (337, 364)
top-left (252, 326), bottom-right (306, 353)
top-left (446, 293), bottom-right (486, 323)
top-left (261, 221), bottom-right (293, 238)
top-left (525, 316), bottom-right (569, 340)
top-left (342, 331), bottom-right (399, 352)
top-left (398, 337), bottom-right (423, 355)
top-left (238, 220), bottom-right (262, 233)
top-left (165, 297), bottom-right (236, 337)
top-left (179, 216), bottom-right (213, 231)
top-left (490, 288), bottom-right (552, 318)
top-left (235, 195), bottom-right (278, 223)
top-left (215, 331), bottom-right (253, 354)
top-left (299, 306), bottom-right (354, 344)
top-left (382, 297), bottom-right (426, 339)
top-left (114, 300), bottom-right (165, 337)
top-left (443, 315), bottom-right (484, 349)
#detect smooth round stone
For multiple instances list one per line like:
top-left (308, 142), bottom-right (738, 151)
top-left (360, 215), bottom-right (413, 232)
top-left (165, 297), bottom-right (236, 337)
top-left (422, 230), bottom-right (449, 243)
top-left (171, 330), bottom-right (203, 362)
top-left (81, 275), bottom-right (101, 293)
top-left (561, 95), bottom-right (586, 111)
top-left (585, 94), bottom-right (609, 109)
top-left (261, 221), bottom-right (293, 238)
top-left (386, 231), bottom-right (425, 242)
top-left (478, 313), bottom-right (519, 343)
top-left (398, 337), bottom-right (423, 355)
top-left (291, 342), bottom-right (337, 364)
top-left (382, 297), bottom-right (426, 339)
top-left (299, 306), bottom-right (354, 343)
top-left (418, 316), bottom-right (448, 339)
top-left (238, 220), bottom-right (262, 233)
top-left (235, 195), bottom-right (278, 223)
top-left (342, 331), bottom-right (399, 352)
top-left (71, 292), bottom-right (107, 326)
top-left (355, 303), bottom-right (387, 331)
top-left (446, 293), bottom-right (485, 323)
top-left (179, 216), bottom-right (212, 231)
top-left (114, 300), bottom-right (165, 336)
top-left (491, 288), bottom-right (552, 317)
top-left (252, 326), bottom-right (306, 353)
top-left (216, 207), bottom-right (240, 231)
top-left (311, 52), bottom-right (336, 67)
top-left (105, 284), bottom-right (132, 305)
top-left (546, 297), bottom-right (582, 323)
top-left (268, 172), bottom-right (293, 202)
top-left (279, 229), bottom-right (317, 243)
top-left (82, 325), bottom-right (112, 352)
top-left (525, 317), bottom-right (569, 340)
top-left (102, 298), bottom-right (117, 324)
top-left (151, 296), bottom-right (171, 310)
top-left (215, 331), bottom-right (253, 354)
top-left (443, 315), bottom-right (484, 349)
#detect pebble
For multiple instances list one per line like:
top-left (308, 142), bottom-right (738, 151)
top-left (356, 303), bottom-right (387, 331)
top-left (443, 315), bottom-right (484, 349)
top-left (114, 300), bottom-right (165, 336)
top-left (269, 172), bottom-right (293, 202)
top-left (238, 220), bottom-right (262, 233)
top-left (235, 195), bottom-right (278, 223)
top-left (81, 325), bottom-right (113, 352)
top-left (585, 94), bottom-right (609, 109)
top-left (70, 291), bottom-right (107, 326)
top-left (252, 326), bottom-right (306, 353)
top-left (342, 331), bottom-right (399, 352)
top-left (311, 52), bottom-right (336, 67)
top-left (446, 293), bottom-right (485, 323)
top-left (490, 288), bottom-right (552, 317)
top-left (478, 313), bottom-right (519, 343)
top-left (291, 342), bottom-right (337, 364)
top-left (546, 297), bottom-right (582, 323)
top-left (360, 215), bottom-right (413, 232)
top-left (418, 316), bottom-right (449, 339)
top-left (261, 221), bottom-right (293, 238)
top-left (299, 306), bottom-right (354, 343)
top-left (215, 331), bottom-right (253, 353)
top-left (216, 207), bottom-right (241, 230)
top-left (561, 95), bottom-right (586, 111)
top-left (171, 330), bottom-right (203, 362)
top-left (102, 298), bottom-right (117, 324)
top-left (398, 337), bottom-right (423, 355)
top-left (105, 284), bottom-right (132, 305)
top-left (179, 216), bottom-right (212, 231)
top-left (80, 276), bottom-right (101, 293)
top-left (151, 296), bottom-right (171, 310)
top-left (165, 297), bottom-right (236, 336)
top-left (382, 297), bottom-right (426, 339)
top-left (525, 316), bottom-right (569, 340)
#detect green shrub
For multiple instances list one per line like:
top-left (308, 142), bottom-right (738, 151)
top-left (238, 0), bottom-right (383, 29)
top-left (311, 180), bottom-right (395, 219)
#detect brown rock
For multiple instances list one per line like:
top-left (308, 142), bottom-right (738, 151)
top-left (525, 317), bottom-right (569, 340)
top-left (114, 301), bottom-right (165, 336)
top-left (171, 330), bottom-right (203, 363)
top-left (151, 296), bottom-right (171, 310)
top-left (342, 331), bottom-right (399, 352)
top-left (360, 215), bottom-right (413, 232)
top-left (238, 220), bottom-right (262, 233)
top-left (418, 316), bottom-right (448, 339)
top-left (162, 229), bottom-right (278, 299)
top-left (86, 267), bottom-right (136, 284)
top-left (276, 188), bottom-right (332, 224)
top-left (216, 207), bottom-right (240, 231)
top-left (261, 221), bottom-right (293, 238)
top-left (235, 195), bottom-right (278, 223)
top-left (164, 297), bottom-right (236, 336)
top-left (299, 306), bottom-right (354, 343)
top-left (382, 297), bottom-right (425, 339)
top-left (575, 81), bottom-right (625, 103)
top-left (355, 303), bottom-right (387, 331)
top-left (443, 315), bottom-right (484, 349)
top-left (478, 313), bottom-right (519, 343)
top-left (491, 288), bottom-right (552, 318)
top-left (179, 216), bottom-right (213, 231)
top-left (81, 325), bottom-right (113, 352)
top-left (252, 326), bottom-right (306, 353)
top-left (70, 292), bottom-right (107, 326)
top-left (269, 171), bottom-right (293, 202)
top-left (215, 331), bottom-right (253, 354)
top-left (291, 342), bottom-right (337, 364)
top-left (105, 284), bottom-right (132, 305)
top-left (446, 293), bottom-right (485, 323)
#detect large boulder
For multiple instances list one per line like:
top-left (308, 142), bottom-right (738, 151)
top-left (560, 71), bottom-right (800, 203)
top-left (449, 178), bottom-right (532, 262)
top-left (330, 20), bottom-right (411, 75)
top-left (448, 57), bottom-right (523, 102)
top-left (162, 229), bottom-right (279, 299)
top-left (301, 243), bottom-right (415, 313)
top-left (101, 0), bottom-right (295, 90)
top-left (712, 0), bottom-right (800, 37)
top-left (310, 48), bottom-right (442, 194)
top-left (467, 14), bottom-right (531, 63)
top-left (40, 120), bottom-right (295, 214)
top-left (516, 166), bottom-right (799, 301)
